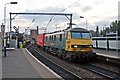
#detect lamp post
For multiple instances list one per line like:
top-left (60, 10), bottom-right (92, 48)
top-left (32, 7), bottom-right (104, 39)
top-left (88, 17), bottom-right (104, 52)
top-left (4, 2), bottom-right (17, 27)
top-left (80, 16), bottom-right (87, 29)
top-left (3, 2), bottom-right (17, 56)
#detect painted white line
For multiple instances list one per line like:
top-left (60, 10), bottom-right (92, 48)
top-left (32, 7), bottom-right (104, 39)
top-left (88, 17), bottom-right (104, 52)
top-left (33, 47), bottom-right (82, 79)
top-left (6, 48), bottom-right (15, 50)
top-left (25, 48), bottom-right (63, 79)
top-left (96, 53), bottom-right (119, 59)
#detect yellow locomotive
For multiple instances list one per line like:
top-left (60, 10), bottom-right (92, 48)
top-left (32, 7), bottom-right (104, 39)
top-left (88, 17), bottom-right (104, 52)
top-left (37, 28), bottom-right (96, 61)
top-left (44, 27), bottom-right (96, 61)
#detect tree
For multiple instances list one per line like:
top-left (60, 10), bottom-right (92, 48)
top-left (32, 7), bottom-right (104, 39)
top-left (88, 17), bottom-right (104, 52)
top-left (100, 20), bottom-right (120, 36)
top-left (96, 25), bottom-right (99, 37)
top-left (110, 20), bottom-right (117, 33)
top-left (110, 20), bottom-right (120, 36)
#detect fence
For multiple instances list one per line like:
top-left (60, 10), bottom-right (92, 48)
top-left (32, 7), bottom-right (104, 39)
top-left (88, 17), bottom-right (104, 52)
top-left (92, 36), bottom-right (120, 51)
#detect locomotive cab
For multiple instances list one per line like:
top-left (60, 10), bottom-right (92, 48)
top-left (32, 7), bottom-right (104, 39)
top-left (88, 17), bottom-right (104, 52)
top-left (65, 31), bottom-right (93, 52)
top-left (65, 28), bottom-right (96, 61)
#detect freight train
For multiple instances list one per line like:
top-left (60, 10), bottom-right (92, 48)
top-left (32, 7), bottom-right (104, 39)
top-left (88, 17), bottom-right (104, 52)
top-left (36, 27), bottom-right (96, 61)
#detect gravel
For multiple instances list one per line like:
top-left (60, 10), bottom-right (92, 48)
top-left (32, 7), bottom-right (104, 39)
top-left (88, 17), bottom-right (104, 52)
top-left (34, 45), bottom-right (109, 79)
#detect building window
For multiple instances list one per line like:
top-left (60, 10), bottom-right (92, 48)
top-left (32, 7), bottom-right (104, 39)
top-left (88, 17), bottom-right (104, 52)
top-left (49, 36), bottom-right (51, 41)
top-left (52, 35), bottom-right (53, 41)
top-left (46, 36), bottom-right (48, 41)
top-left (60, 34), bottom-right (62, 41)
top-left (54, 35), bottom-right (56, 41)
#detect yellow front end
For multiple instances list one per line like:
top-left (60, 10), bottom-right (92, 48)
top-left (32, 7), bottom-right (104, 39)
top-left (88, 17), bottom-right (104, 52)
top-left (65, 39), bottom-right (93, 52)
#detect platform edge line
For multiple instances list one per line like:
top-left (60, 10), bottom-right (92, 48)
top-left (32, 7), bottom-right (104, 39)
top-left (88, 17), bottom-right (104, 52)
top-left (25, 48), bottom-right (63, 79)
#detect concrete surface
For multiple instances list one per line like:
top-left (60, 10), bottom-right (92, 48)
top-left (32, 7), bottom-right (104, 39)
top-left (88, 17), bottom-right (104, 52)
top-left (2, 49), bottom-right (41, 78)
top-left (0, 35), bottom-right (2, 80)
top-left (94, 49), bottom-right (119, 59)
top-left (2, 48), bottom-right (61, 79)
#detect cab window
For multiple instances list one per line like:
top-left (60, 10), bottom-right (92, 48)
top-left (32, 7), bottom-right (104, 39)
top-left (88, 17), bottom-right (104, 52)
top-left (82, 33), bottom-right (91, 39)
top-left (71, 32), bottom-right (81, 39)
top-left (67, 32), bottom-right (70, 40)
top-left (71, 32), bottom-right (91, 39)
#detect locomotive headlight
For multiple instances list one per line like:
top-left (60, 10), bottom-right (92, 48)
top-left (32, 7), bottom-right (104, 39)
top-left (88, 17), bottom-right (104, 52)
top-left (74, 45), bottom-right (78, 48)
top-left (89, 45), bottom-right (92, 48)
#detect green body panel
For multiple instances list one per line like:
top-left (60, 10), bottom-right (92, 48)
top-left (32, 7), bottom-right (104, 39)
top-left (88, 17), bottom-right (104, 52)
top-left (45, 32), bottom-right (66, 50)
top-left (54, 35), bottom-right (66, 49)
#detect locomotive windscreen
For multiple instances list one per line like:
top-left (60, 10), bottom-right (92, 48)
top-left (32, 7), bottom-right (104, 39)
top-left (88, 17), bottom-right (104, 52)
top-left (71, 32), bottom-right (91, 39)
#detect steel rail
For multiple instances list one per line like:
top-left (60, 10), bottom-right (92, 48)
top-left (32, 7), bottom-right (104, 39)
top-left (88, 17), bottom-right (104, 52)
top-left (27, 44), bottom-right (83, 80)
top-left (77, 63), bottom-right (120, 80)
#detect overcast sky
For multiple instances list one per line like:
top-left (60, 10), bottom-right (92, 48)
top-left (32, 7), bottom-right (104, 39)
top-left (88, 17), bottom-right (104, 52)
top-left (0, 0), bottom-right (119, 33)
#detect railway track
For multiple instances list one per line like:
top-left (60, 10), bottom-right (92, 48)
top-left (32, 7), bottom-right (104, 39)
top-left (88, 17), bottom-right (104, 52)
top-left (27, 44), bottom-right (120, 80)
top-left (90, 62), bottom-right (120, 74)
top-left (77, 63), bottom-right (120, 80)
top-left (27, 44), bottom-right (83, 80)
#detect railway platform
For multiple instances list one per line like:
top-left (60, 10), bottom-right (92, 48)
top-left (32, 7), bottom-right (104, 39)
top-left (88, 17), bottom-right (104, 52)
top-left (94, 49), bottom-right (120, 64)
top-left (2, 48), bottom-right (61, 79)
top-left (94, 49), bottom-right (119, 59)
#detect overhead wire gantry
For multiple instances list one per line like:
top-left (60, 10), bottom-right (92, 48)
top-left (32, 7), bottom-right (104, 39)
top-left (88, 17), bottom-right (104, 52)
top-left (9, 12), bottom-right (73, 33)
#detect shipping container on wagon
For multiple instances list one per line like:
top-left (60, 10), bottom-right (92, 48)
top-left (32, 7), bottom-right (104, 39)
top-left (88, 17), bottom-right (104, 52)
top-left (36, 33), bottom-right (45, 47)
